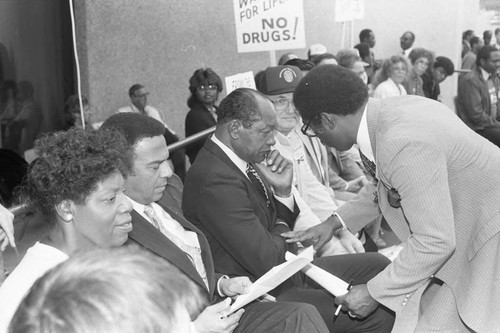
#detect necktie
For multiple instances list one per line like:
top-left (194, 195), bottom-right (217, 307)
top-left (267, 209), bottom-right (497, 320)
top-left (143, 204), bottom-right (209, 290)
top-left (359, 149), bottom-right (377, 181)
top-left (246, 164), bottom-right (270, 207)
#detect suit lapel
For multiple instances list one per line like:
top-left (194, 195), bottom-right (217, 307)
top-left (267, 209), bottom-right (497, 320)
top-left (157, 192), bottom-right (217, 294)
top-left (128, 208), bottom-right (212, 295)
top-left (366, 99), bottom-right (412, 241)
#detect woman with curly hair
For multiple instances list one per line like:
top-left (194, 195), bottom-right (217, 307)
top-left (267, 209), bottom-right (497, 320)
top-left (0, 128), bottom-right (133, 331)
top-left (402, 47), bottom-right (434, 96)
top-left (373, 55), bottom-right (409, 99)
top-left (184, 68), bottom-right (223, 164)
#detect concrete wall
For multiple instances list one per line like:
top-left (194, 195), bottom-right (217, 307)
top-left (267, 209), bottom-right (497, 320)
top-left (76, 0), bottom-right (490, 136)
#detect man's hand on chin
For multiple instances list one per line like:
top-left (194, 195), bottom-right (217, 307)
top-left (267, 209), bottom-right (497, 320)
top-left (254, 150), bottom-right (293, 195)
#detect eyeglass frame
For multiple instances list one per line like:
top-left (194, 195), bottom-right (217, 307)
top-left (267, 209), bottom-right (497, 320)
top-left (197, 84), bottom-right (218, 92)
top-left (271, 97), bottom-right (294, 111)
top-left (301, 115), bottom-right (320, 137)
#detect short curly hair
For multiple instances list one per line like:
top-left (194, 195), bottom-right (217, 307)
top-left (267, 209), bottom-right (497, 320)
top-left (217, 88), bottom-right (263, 128)
top-left (187, 68), bottom-right (223, 108)
top-left (293, 65), bottom-right (368, 120)
top-left (408, 48), bottom-right (434, 65)
top-left (23, 128), bottom-right (132, 222)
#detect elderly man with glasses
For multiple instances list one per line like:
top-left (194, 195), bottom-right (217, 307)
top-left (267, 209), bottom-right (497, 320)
top-left (255, 65), bottom-right (373, 255)
top-left (182, 86), bottom-right (395, 333)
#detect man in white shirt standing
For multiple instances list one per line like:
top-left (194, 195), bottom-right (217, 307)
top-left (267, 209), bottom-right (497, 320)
top-left (118, 84), bottom-right (186, 180)
top-left (400, 31), bottom-right (415, 58)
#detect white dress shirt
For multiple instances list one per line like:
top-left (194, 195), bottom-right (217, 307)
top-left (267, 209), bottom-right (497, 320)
top-left (356, 104), bottom-right (375, 163)
top-left (117, 104), bottom-right (175, 133)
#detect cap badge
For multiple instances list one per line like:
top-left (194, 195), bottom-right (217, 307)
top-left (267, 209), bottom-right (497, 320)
top-left (279, 68), bottom-right (297, 83)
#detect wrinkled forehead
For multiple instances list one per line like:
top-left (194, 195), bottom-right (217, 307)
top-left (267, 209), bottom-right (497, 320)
top-left (266, 92), bottom-right (293, 101)
top-left (254, 95), bottom-right (277, 126)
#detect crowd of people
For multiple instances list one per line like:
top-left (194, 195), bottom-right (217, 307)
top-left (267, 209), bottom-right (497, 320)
top-left (0, 26), bottom-right (499, 333)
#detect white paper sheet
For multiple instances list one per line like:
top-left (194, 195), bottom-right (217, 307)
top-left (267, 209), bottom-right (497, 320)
top-left (228, 247), bottom-right (314, 314)
top-left (285, 252), bottom-right (350, 296)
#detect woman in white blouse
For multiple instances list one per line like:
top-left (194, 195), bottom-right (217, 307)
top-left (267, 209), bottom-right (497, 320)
top-left (373, 55), bottom-right (409, 99)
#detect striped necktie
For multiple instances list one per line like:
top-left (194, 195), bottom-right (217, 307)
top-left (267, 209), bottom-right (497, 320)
top-left (246, 164), bottom-right (270, 207)
top-left (359, 150), bottom-right (377, 181)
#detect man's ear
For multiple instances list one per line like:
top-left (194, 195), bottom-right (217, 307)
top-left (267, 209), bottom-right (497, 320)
top-left (320, 112), bottom-right (336, 131)
top-left (228, 119), bottom-right (242, 139)
top-left (55, 200), bottom-right (74, 223)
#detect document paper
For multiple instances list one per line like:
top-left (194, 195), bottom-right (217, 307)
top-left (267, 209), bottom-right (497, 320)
top-left (285, 252), bottom-right (350, 296)
top-left (228, 247), bottom-right (314, 314)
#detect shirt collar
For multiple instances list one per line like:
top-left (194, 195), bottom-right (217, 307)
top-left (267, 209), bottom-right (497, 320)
top-left (356, 103), bottom-right (375, 162)
top-left (211, 134), bottom-right (248, 177)
top-left (126, 195), bottom-right (157, 222)
top-left (130, 103), bottom-right (150, 114)
top-left (480, 67), bottom-right (490, 81)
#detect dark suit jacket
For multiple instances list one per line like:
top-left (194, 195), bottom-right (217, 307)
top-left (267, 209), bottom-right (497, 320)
top-left (456, 66), bottom-right (500, 130)
top-left (182, 138), bottom-right (299, 282)
top-left (127, 174), bottom-right (219, 302)
top-left (421, 69), bottom-right (440, 101)
top-left (185, 103), bottom-right (217, 164)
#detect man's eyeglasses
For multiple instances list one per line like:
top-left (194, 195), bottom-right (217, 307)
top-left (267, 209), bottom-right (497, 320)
top-left (301, 117), bottom-right (318, 137)
top-left (272, 98), bottom-right (294, 111)
top-left (197, 84), bottom-right (218, 92)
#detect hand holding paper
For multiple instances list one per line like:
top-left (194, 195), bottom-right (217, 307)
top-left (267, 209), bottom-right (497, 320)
top-left (219, 276), bottom-right (252, 298)
top-left (193, 298), bottom-right (243, 333)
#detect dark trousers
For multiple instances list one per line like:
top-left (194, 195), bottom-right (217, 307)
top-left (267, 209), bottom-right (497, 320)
top-left (236, 301), bottom-right (329, 333)
top-left (476, 127), bottom-right (500, 148)
top-left (277, 253), bottom-right (395, 333)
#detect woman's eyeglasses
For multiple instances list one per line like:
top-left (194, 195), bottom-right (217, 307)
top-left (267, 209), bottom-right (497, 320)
top-left (197, 85), bottom-right (218, 92)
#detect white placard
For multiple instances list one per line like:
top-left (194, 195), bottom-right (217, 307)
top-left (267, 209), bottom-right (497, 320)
top-left (233, 0), bottom-right (305, 53)
top-left (335, 0), bottom-right (365, 22)
top-left (225, 71), bottom-right (256, 95)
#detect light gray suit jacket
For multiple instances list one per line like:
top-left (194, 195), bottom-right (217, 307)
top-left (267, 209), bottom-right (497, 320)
top-left (337, 96), bottom-right (500, 331)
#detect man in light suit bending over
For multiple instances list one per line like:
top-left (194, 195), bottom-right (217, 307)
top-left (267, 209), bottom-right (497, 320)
top-left (284, 64), bottom-right (500, 332)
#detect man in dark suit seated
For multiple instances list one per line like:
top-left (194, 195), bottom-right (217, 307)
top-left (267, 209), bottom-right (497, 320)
top-left (182, 88), bottom-right (395, 332)
top-left (100, 112), bottom-right (329, 333)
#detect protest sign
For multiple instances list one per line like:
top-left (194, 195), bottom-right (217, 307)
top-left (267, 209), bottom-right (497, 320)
top-left (335, 0), bottom-right (365, 22)
top-left (233, 0), bottom-right (305, 53)
top-left (225, 71), bottom-right (256, 95)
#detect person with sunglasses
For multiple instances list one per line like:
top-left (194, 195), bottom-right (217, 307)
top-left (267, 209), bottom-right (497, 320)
top-left (185, 68), bottom-right (223, 164)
